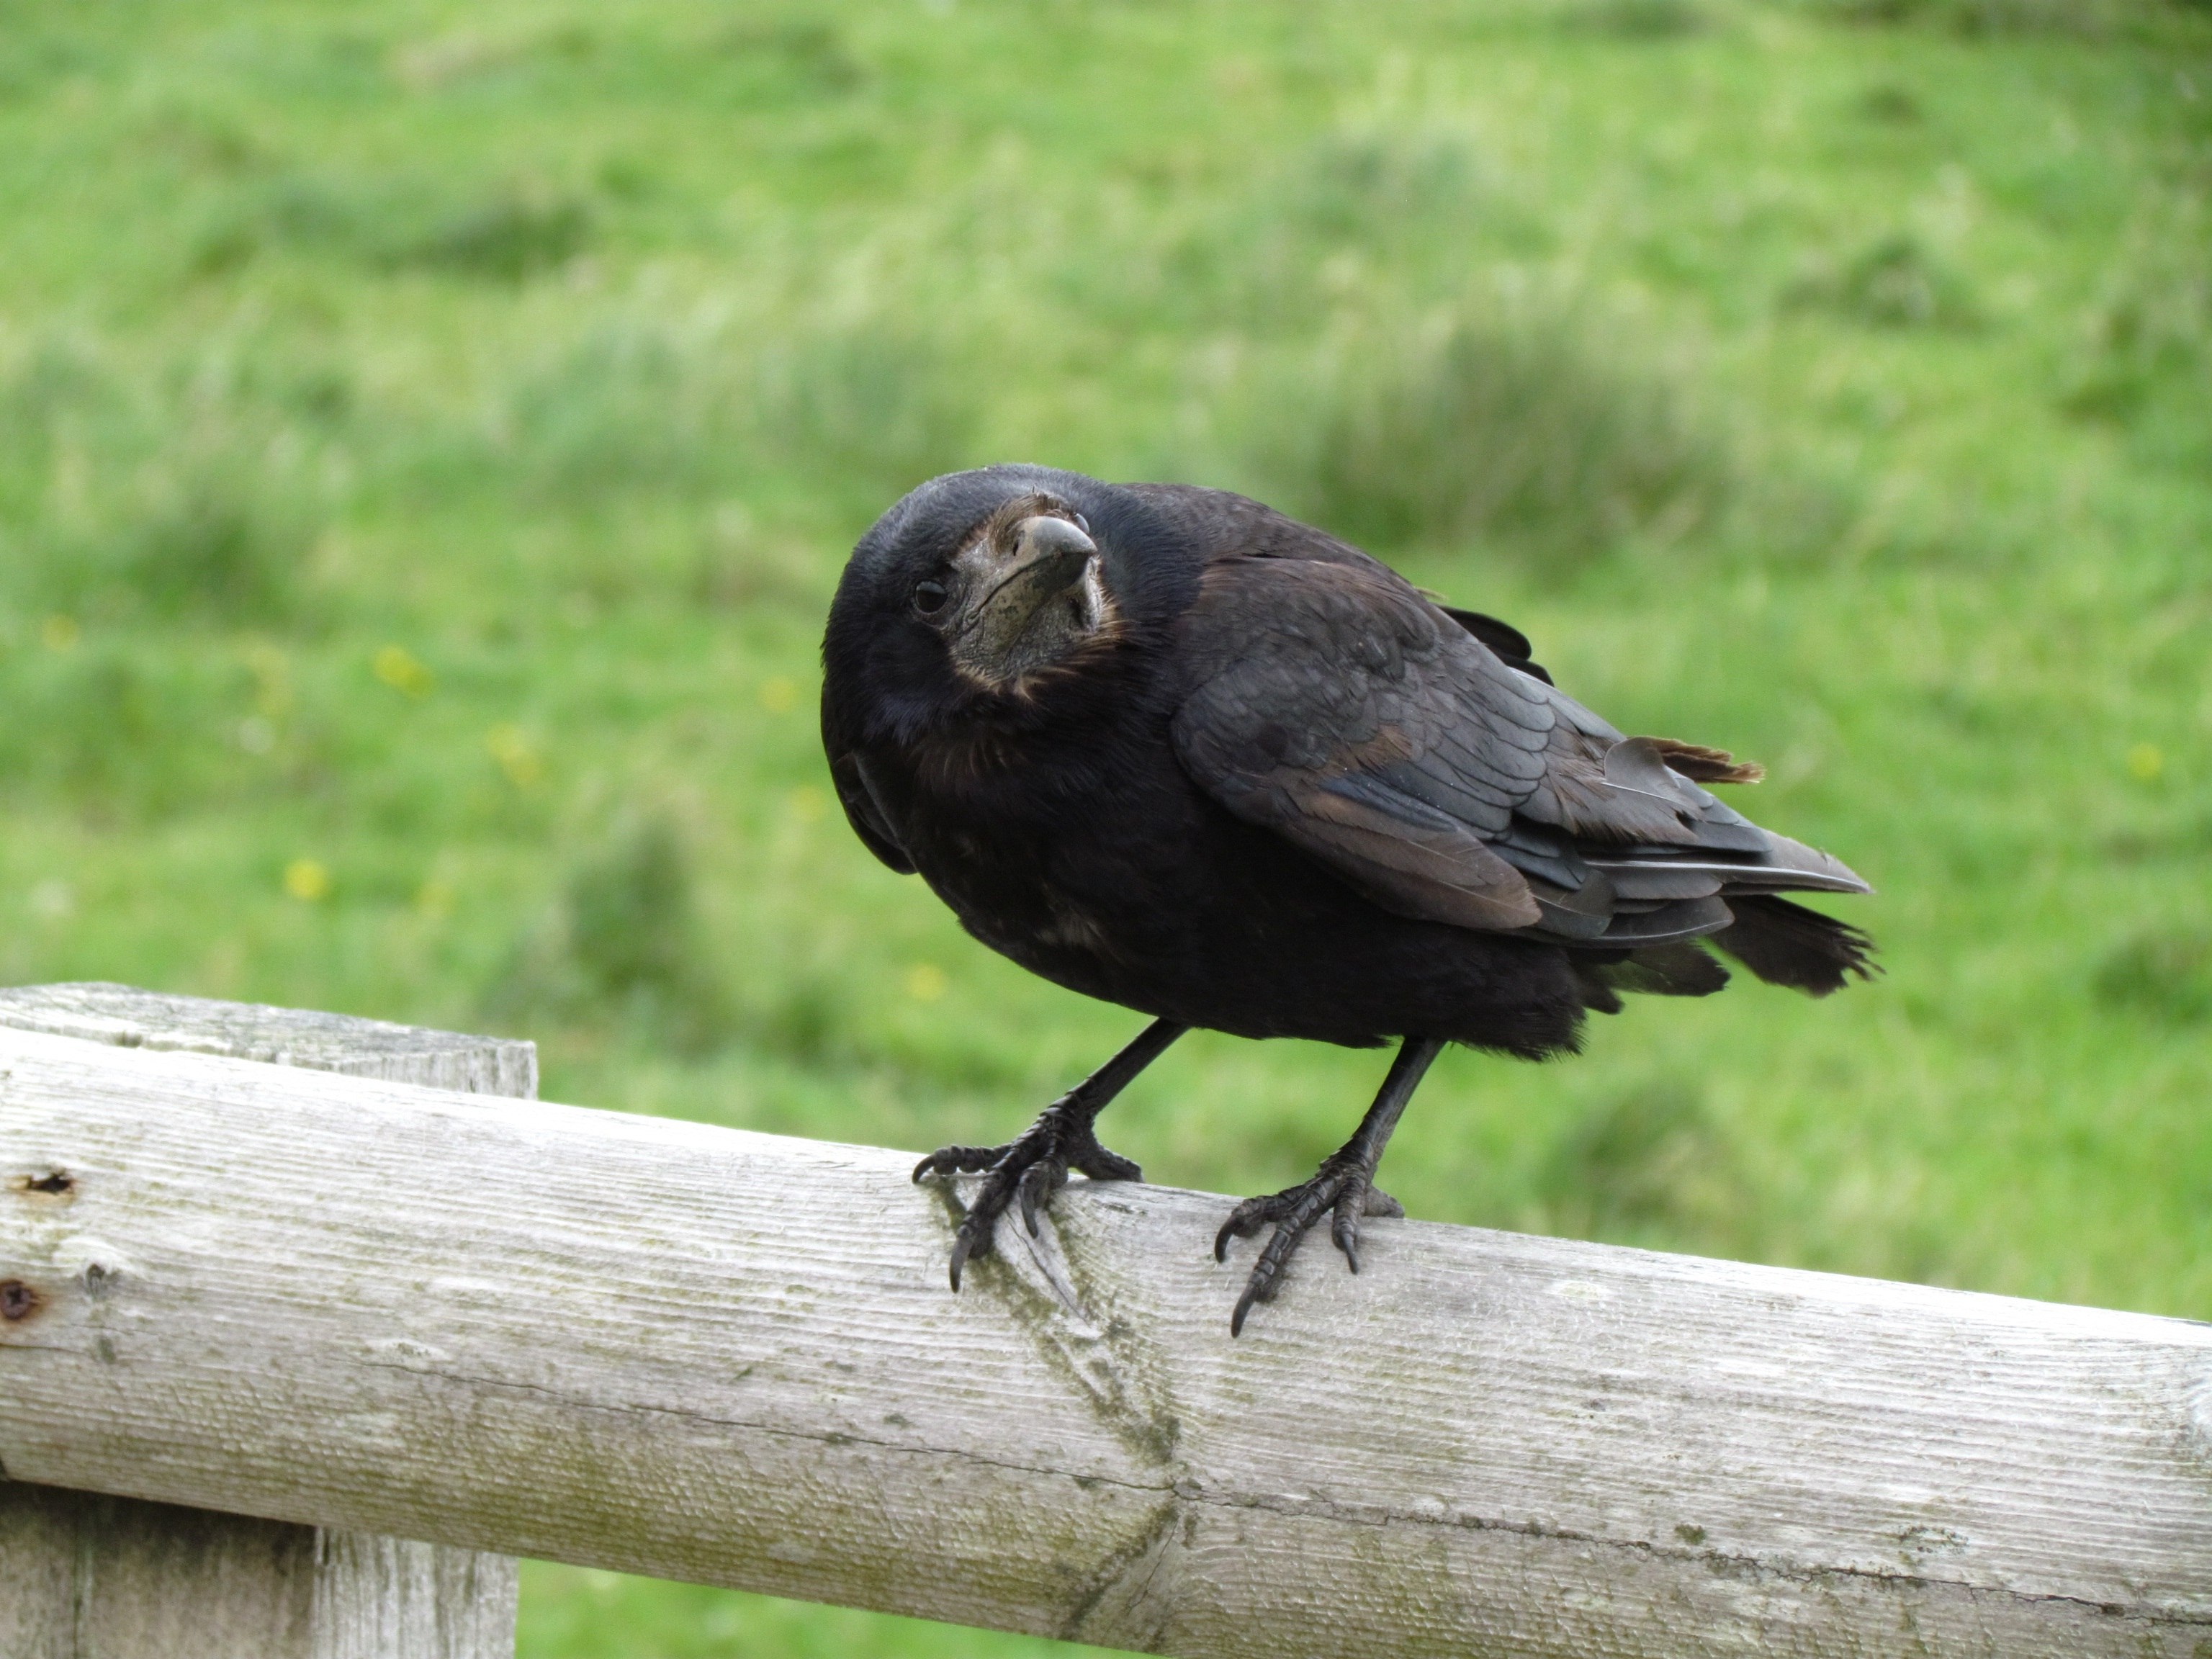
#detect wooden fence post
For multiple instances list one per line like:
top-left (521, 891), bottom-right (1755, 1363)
top-left (3, 997), bottom-right (2207, 1658)
top-left (0, 983), bottom-right (532, 1659)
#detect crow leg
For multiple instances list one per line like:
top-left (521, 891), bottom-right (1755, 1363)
top-left (1214, 1035), bottom-right (1444, 1336)
top-left (914, 1017), bottom-right (1187, 1290)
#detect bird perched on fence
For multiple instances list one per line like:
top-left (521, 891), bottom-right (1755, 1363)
top-left (822, 465), bottom-right (1874, 1334)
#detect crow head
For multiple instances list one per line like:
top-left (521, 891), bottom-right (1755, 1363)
top-left (825, 466), bottom-right (1177, 745)
top-left (928, 490), bottom-right (1112, 691)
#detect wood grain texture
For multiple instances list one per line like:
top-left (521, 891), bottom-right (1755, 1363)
top-left (0, 986), bottom-right (526, 1659)
top-left (0, 984), bottom-right (536, 1098)
top-left (0, 1023), bottom-right (2207, 1658)
top-left (0, 1488), bottom-right (318, 1655)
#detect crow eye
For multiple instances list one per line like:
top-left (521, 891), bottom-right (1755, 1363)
top-left (912, 580), bottom-right (949, 616)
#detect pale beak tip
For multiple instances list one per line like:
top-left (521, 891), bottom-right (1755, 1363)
top-left (1016, 514), bottom-right (1097, 561)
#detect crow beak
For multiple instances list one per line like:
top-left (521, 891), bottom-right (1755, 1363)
top-left (956, 515), bottom-right (1098, 649)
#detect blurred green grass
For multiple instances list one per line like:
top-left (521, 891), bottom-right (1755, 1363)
top-left (3, 0), bottom-right (2209, 1653)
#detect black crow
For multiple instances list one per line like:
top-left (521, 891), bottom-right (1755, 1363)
top-left (822, 465), bottom-right (1873, 1334)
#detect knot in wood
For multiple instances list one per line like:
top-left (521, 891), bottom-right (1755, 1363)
top-left (0, 1279), bottom-right (44, 1321)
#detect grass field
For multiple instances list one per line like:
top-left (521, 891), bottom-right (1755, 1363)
top-left (4, 0), bottom-right (2210, 1653)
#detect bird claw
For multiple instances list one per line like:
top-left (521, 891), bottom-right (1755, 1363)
top-left (1215, 1166), bottom-right (1401, 1336)
top-left (1017, 1159), bottom-right (1064, 1237)
top-left (915, 1100), bottom-right (1142, 1290)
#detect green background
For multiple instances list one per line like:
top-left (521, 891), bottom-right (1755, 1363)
top-left (1, 0), bottom-right (2208, 1653)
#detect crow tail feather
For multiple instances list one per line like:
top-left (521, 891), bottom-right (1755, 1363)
top-left (1709, 894), bottom-right (1877, 997)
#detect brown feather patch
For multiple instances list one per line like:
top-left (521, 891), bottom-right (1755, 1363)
top-left (1645, 738), bottom-right (1766, 785)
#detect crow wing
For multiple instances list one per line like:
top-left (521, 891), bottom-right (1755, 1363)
top-left (820, 691), bottom-right (917, 875)
top-left (1169, 552), bottom-right (1868, 950)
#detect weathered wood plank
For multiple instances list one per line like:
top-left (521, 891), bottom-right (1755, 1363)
top-left (0, 1490), bottom-right (318, 1654)
top-left (0, 983), bottom-right (534, 1097)
top-left (0, 1022), bottom-right (2207, 1658)
top-left (0, 986), bottom-right (528, 1659)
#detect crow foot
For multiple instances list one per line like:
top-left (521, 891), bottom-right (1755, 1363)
top-left (913, 1102), bottom-right (1142, 1290)
top-left (1213, 1164), bottom-right (1404, 1336)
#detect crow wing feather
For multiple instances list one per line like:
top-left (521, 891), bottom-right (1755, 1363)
top-left (821, 693), bottom-right (917, 875)
top-left (1171, 556), bottom-right (1549, 930)
top-left (1169, 549), bottom-right (1868, 949)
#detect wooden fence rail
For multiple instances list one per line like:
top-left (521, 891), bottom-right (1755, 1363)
top-left (1, 983), bottom-right (2208, 1658)
top-left (0, 984), bottom-right (528, 1659)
